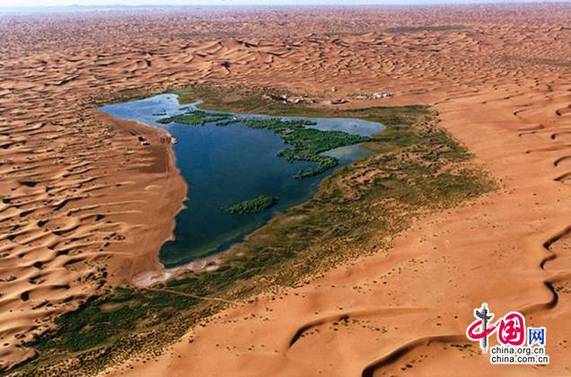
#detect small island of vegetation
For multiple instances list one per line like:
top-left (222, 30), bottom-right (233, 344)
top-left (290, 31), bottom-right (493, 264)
top-left (158, 110), bottom-right (235, 126)
top-left (224, 194), bottom-right (279, 214)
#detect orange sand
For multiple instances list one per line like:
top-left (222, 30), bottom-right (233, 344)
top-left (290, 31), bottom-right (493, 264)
top-left (0, 4), bottom-right (570, 375)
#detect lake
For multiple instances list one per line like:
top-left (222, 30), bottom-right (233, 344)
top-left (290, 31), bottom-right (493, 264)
top-left (101, 94), bottom-right (383, 268)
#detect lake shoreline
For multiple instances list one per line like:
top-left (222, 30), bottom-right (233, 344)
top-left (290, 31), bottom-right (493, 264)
top-left (93, 112), bottom-right (188, 286)
top-left (103, 93), bottom-right (383, 273)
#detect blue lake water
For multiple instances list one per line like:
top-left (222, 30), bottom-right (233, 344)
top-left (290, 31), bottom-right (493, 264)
top-left (102, 94), bottom-right (383, 268)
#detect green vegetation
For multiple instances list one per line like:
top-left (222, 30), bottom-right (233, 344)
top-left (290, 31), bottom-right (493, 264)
top-left (158, 106), bottom-right (370, 178)
top-left (158, 110), bottom-right (234, 126)
top-left (240, 118), bottom-right (369, 177)
top-left (174, 85), bottom-right (429, 129)
top-left (16, 85), bottom-right (494, 377)
top-left (33, 287), bottom-right (196, 353)
top-left (224, 195), bottom-right (279, 214)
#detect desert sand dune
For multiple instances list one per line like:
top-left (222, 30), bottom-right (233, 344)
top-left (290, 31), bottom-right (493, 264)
top-left (0, 3), bottom-right (570, 376)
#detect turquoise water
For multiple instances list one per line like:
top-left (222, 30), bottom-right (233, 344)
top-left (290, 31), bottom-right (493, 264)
top-left (102, 94), bottom-right (383, 268)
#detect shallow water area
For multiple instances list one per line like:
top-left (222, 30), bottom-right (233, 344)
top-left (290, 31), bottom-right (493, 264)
top-left (101, 94), bottom-right (383, 268)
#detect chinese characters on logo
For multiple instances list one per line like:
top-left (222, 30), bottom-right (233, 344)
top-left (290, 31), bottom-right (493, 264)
top-left (466, 303), bottom-right (549, 365)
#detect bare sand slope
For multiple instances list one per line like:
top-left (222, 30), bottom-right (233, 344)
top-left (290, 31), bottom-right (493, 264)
top-left (0, 4), bottom-right (569, 374)
top-left (0, 108), bottom-right (186, 366)
top-left (0, 53), bottom-right (187, 365)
